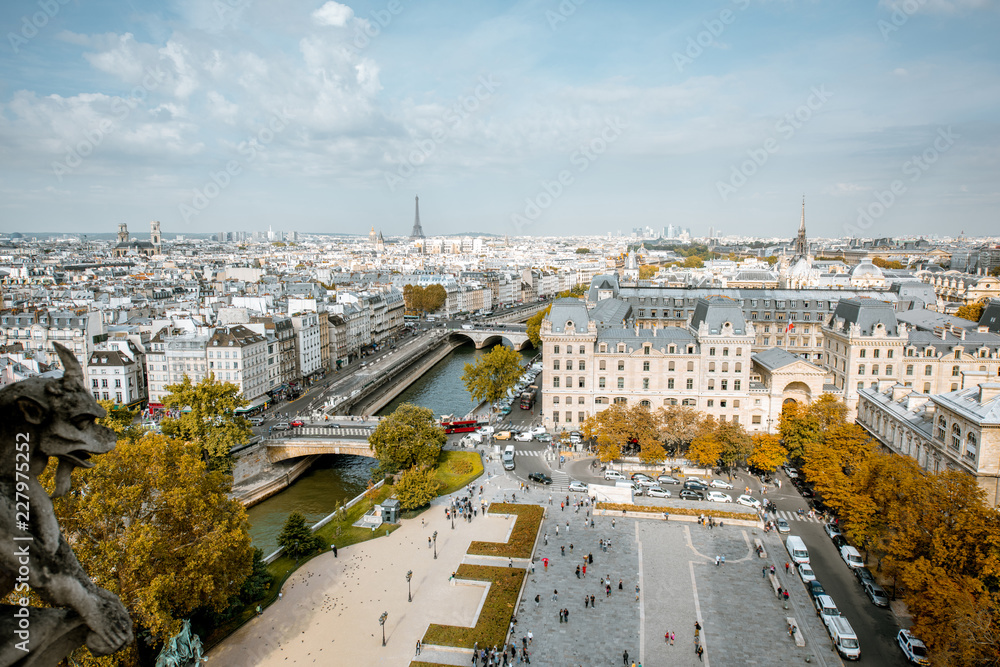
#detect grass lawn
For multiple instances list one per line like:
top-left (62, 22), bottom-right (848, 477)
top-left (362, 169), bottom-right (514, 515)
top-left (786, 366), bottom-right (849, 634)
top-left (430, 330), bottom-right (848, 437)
top-left (422, 564), bottom-right (524, 648)
top-left (468, 504), bottom-right (543, 559)
top-left (434, 450), bottom-right (483, 496)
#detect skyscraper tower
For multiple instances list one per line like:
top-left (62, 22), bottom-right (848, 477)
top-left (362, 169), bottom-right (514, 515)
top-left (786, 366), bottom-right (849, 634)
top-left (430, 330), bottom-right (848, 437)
top-left (410, 195), bottom-right (425, 239)
top-left (794, 195), bottom-right (809, 257)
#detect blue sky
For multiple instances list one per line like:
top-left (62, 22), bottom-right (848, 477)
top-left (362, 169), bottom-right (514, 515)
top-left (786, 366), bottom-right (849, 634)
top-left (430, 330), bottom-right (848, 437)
top-left (0, 0), bottom-right (997, 239)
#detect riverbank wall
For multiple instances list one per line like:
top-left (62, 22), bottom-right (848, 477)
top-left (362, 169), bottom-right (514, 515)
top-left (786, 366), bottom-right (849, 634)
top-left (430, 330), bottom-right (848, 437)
top-left (348, 337), bottom-right (463, 415)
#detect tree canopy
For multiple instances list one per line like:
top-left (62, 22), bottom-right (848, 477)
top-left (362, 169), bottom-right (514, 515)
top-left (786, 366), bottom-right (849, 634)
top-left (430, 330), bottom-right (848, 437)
top-left (403, 284), bottom-right (448, 314)
top-left (581, 403), bottom-right (663, 464)
top-left (160, 374), bottom-right (252, 472)
top-left (638, 265), bottom-right (658, 280)
top-left (955, 299), bottom-right (987, 323)
top-left (525, 305), bottom-right (551, 347)
top-left (461, 344), bottom-right (524, 408)
top-left (55, 433), bottom-right (253, 663)
top-left (278, 512), bottom-right (325, 561)
top-left (655, 404), bottom-right (701, 455)
top-left (394, 465), bottom-right (440, 510)
top-left (368, 402), bottom-right (446, 474)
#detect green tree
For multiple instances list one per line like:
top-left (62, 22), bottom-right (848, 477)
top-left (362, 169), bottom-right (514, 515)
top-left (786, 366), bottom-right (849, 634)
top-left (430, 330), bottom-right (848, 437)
top-left (55, 433), bottom-right (253, 661)
top-left (160, 374), bottom-right (252, 472)
top-left (682, 255), bottom-right (704, 268)
top-left (525, 305), bottom-right (552, 347)
top-left (403, 284), bottom-right (423, 313)
top-left (872, 257), bottom-right (905, 269)
top-left (97, 399), bottom-right (143, 442)
top-left (368, 403), bottom-right (446, 474)
top-left (778, 402), bottom-right (820, 461)
top-left (424, 284), bottom-right (447, 312)
top-left (655, 404), bottom-right (701, 456)
top-left (747, 433), bottom-right (787, 472)
top-left (278, 512), bottom-right (324, 561)
top-left (394, 465), bottom-right (440, 510)
top-left (575, 247), bottom-right (590, 254)
top-left (715, 419), bottom-right (752, 471)
top-left (462, 344), bottom-right (524, 407)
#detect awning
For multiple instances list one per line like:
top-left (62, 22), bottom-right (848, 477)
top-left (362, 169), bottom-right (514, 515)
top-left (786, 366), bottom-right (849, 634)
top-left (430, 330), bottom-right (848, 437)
top-left (235, 397), bottom-right (269, 413)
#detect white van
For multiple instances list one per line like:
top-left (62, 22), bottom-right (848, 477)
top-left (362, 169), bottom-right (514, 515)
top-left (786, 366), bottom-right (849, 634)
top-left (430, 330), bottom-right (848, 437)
top-left (604, 470), bottom-right (627, 481)
top-left (502, 445), bottom-right (516, 470)
top-left (466, 432), bottom-right (484, 444)
top-left (615, 480), bottom-right (642, 496)
top-left (826, 615), bottom-right (861, 660)
top-left (785, 536), bottom-right (810, 565)
top-left (813, 594), bottom-right (841, 628)
top-left (840, 545), bottom-right (864, 568)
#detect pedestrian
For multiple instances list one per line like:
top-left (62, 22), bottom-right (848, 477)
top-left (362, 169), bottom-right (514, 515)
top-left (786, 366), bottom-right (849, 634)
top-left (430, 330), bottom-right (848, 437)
top-left (635, 584), bottom-right (640, 601)
top-left (555, 526), bottom-right (559, 537)
top-left (623, 650), bottom-right (629, 665)
top-left (543, 558), bottom-right (548, 570)
top-left (612, 518), bottom-right (616, 529)
top-left (564, 608), bottom-right (569, 623)
top-left (590, 594), bottom-right (595, 607)
top-left (561, 545), bottom-right (565, 556)
top-left (278, 592), bottom-right (282, 601)
top-left (582, 564), bottom-right (587, 577)
top-left (588, 552), bottom-right (593, 564)
top-left (575, 565), bottom-right (581, 579)
top-left (785, 561), bottom-right (790, 573)
top-left (566, 520), bottom-right (570, 532)
top-left (570, 543), bottom-right (574, 552)
top-left (585, 595), bottom-right (589, 608)
top-left (665, 631), bottom-right (669, 644)
top-left (528, 631), bottom-right (533, 645)
top-left (716, 555), bottom-right (720, 567)
top-left (534, 594), bottom-right (540, 608)
top-left (619, 579), bottom-right (623, 590)
top-left (415, 639), bottom-right (421, 655)
top-left (544, 533), bottom-right (548, 545)
top-left (561, 502), bottom-right (564, 511)
top-left (783, 590), bottom-right (790, 601)
top-left (552, 589), bottom-right (558, 602)
top-left (509, 557), bottom-right (513, 568)
top-left (549, 494), bottom-right (552, 505)
top-left (670, 631), bottom-right (675, 645)
top-left (697, 644), bottom-right (704, 661)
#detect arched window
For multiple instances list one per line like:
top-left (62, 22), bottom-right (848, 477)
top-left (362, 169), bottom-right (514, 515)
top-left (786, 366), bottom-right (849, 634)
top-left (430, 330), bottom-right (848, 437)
top-left (722, 362), bottom-right (729, 373)
top-left (936, 416), bottom-right (946, 441)
top-left (709, 362), bottom-right (716, 372)
top-left (735, 362), bottom-right (742, 373)
top-left (951, 423), bottom-right (962, 451)
top-left (966, 432), bottom-right (977, 459)
top-left (640, 400), bottom-right (651, 408)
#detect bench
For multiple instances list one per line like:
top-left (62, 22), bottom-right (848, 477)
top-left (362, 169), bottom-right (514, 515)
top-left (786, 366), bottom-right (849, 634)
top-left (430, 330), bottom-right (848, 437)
top-left (768, 573), bottom-right (782, 597)
top-left (754, 538), bottom-right (767, 558)
top-left (785, 617), bottom-right (805, 647)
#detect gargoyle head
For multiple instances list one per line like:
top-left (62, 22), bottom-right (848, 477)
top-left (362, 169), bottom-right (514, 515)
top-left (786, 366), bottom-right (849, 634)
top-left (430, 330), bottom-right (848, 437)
top-left (3, 343), bottom-right (118, 497)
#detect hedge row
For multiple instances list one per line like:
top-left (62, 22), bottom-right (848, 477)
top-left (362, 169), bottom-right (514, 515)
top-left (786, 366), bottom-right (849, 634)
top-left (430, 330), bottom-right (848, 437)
top-left (467, 504), bottom-right (544, 559)
top-left (422, 564), bottom-right (525, 648)
top-left (596, 502), bottom-right (759, 522)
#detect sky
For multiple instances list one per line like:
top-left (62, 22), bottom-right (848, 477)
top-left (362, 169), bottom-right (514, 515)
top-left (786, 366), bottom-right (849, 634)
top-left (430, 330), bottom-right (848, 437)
top-left (0, 0), bottom-right (998, 239)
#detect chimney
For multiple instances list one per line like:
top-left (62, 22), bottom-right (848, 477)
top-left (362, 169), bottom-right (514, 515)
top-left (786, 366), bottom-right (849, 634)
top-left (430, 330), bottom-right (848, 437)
top-left (979, 383), bottom-right (1000, 403)
top-left (891, 384), bottom-right (912, 402)
top-left (962, 370), bottom-right (988, 390)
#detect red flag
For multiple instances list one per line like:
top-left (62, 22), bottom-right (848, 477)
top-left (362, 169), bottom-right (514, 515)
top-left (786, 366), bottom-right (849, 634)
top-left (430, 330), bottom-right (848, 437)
top-left (785, 322), bottom-right (794, 333)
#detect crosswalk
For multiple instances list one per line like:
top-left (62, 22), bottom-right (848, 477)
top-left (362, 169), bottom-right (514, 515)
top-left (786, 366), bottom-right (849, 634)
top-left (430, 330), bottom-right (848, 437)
top-left (770, 510), bottom-right (826, 524)
top-left (550, 470), bottom-right (570, 492)
top-left (514, 450), bottom-right (544, 457)
top-left (281, 426), bottom-right (373, 437)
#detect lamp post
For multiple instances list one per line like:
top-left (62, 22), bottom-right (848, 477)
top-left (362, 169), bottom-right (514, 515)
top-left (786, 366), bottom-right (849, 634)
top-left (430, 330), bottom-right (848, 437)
top-left (433, 531), bottom-right (438, 559)
top-left (451, 507), bottom-right (455, 530)
top-left (379, 611), bottom-right (388, 647)
top-left (406, 570), bottom-right (413, 602)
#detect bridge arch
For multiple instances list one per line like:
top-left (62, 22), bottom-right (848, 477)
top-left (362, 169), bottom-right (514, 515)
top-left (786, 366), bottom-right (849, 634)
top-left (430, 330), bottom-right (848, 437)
top-left (266, 440), bottom-right (378, 463)
top-left (447, 331), bottom-right (533, 351)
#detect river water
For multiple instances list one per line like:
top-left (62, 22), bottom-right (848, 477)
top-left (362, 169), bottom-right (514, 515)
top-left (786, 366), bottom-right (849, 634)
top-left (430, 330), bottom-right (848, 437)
top-left (247, 341), bottom-right (535, 553)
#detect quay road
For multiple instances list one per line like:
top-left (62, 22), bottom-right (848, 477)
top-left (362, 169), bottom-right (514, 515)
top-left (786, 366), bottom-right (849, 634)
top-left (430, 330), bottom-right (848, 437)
top-left (250, 300), bottom-right (548, 434)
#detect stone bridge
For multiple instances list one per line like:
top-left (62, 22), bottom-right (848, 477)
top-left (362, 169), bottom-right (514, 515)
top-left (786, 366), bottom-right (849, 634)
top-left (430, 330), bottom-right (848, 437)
top-left (266, 438), bottom-right (377, 463)
top-left (447, 325), bottom-right (531, 350)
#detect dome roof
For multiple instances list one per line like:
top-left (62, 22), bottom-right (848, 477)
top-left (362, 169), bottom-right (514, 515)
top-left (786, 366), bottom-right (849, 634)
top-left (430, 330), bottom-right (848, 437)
top-left (851, 260), bottom-right (884, 279)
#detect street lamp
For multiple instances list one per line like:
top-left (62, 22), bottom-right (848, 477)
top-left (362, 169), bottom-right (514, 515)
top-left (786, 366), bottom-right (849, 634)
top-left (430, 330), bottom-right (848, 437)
top-left (406, 570), bottom-right (413, 602)
top-left (433, 531), bottom-right (438, 559)
top-left (451, 508), bottom-right (455, 530)
top-left (379, 611), bottom-right (388, 646)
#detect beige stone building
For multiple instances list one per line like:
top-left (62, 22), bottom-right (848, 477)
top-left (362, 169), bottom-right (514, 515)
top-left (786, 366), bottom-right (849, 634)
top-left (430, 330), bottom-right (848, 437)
top-left (539, 296), bottom-right (766, 432)
top-left (857, 374), bottom-right (1000, 506)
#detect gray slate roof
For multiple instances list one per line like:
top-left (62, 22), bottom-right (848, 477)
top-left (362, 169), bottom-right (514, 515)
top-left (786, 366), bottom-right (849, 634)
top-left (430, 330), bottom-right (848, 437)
top-left (753, 347), bottom-right (807, 372)
top-left (546, 298), bottom-right (591, 334)
top-left (690, 296), bottom-right (747, 335)
top-left (830, 297), bottom-right (898, 336)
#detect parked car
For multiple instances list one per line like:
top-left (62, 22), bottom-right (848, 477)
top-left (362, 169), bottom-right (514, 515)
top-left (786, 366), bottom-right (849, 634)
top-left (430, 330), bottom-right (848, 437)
top-left (535, 433), bottom-right (553, 442)
top-left (528, 472), bottom-right (552, 485)
top-left (290, 419), bottom-right (305, 427)
top-left (679, 490), bottom-right (705, 501)
top-left (636, 479), bottom-right (660, 488)
top-left (824, 523), bottom-right (842, 540)
top-left (604, 470), bottom-right (627, 481)
top-left (569, 431), bottom-right (583, 444)
top-left (683, 480), bottom-right (709, 492)
top-left (272, 422), bottom-right (291, 431)
top-left (736, 494), bottom-right (761, 509)
top-left (494, 431), bottom-right (513, 440)
top-left (477, 426), bottom-right (495, 435)
top-left (323, 422), bottom-right (341, 429)
top-left (530, 426), bottom-right (547, 436)
top-left (854, 566), bottom-right (875, 586)
top-left (832, 535), bottom-right (848, 550)
top-left (807, 580), bottom-right (826, 601)
top-left (776, 518), bottom-right (791, 534)
top-left (646, 487), bottom-right (671, 498)
top-left (568, 481), bottom-right (589, 493)
top-left (798, 563), bottom-right (817, 583)
top-left (657, 475), bottom-right (681, 485)
top-left (897, 629), bottom-right (929, 665)
top-left (840, 545), bottom-right (864, 569)
top-left (514, 431), bottom-right (533, 442)
top-left (248, 416), bottom-right (265, 426)
top-left (783, 466), bottom-right (799, 478)
top-left (631, 473), bottom-right (652, 482)
top-left (709, 479), bottom-right (734, 489)
top-left (707, 491), bottom-right (732, 503)
top-left (863, 581), bottom-right (890, 608)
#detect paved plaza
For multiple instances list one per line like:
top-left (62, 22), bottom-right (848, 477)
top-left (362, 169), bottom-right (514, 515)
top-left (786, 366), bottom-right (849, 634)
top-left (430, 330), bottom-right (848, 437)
top-left (210, 459), bottom-right (843, 667)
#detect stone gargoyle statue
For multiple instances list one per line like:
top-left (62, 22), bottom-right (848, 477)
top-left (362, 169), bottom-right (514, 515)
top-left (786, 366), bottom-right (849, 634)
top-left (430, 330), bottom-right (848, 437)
top-left (0, 343), bottom-right (133, 665)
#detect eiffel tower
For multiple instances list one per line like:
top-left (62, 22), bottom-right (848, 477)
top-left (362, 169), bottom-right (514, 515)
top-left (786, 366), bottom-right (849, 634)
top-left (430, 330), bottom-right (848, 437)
top-left (410, 195), bottom-right (425, 239)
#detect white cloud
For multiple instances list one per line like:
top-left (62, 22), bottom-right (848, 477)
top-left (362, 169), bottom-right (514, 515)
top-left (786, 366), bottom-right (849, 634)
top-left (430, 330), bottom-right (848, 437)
top-left (312, 2), bottom-right (354, 27)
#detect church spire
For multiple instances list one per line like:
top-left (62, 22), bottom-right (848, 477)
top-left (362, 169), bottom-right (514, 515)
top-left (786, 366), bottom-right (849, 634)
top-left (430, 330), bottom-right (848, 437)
top-left (794, 195), bottom-right (809, 257)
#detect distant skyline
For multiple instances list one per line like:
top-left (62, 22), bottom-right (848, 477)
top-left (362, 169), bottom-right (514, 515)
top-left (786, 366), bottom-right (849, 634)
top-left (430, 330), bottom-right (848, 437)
top-left (1, 1), bottom-right (998, 238)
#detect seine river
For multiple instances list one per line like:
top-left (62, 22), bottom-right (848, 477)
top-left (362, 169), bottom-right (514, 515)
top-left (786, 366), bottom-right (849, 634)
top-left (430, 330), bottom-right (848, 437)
top-left (247, 341), bottom-right (535, 553)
